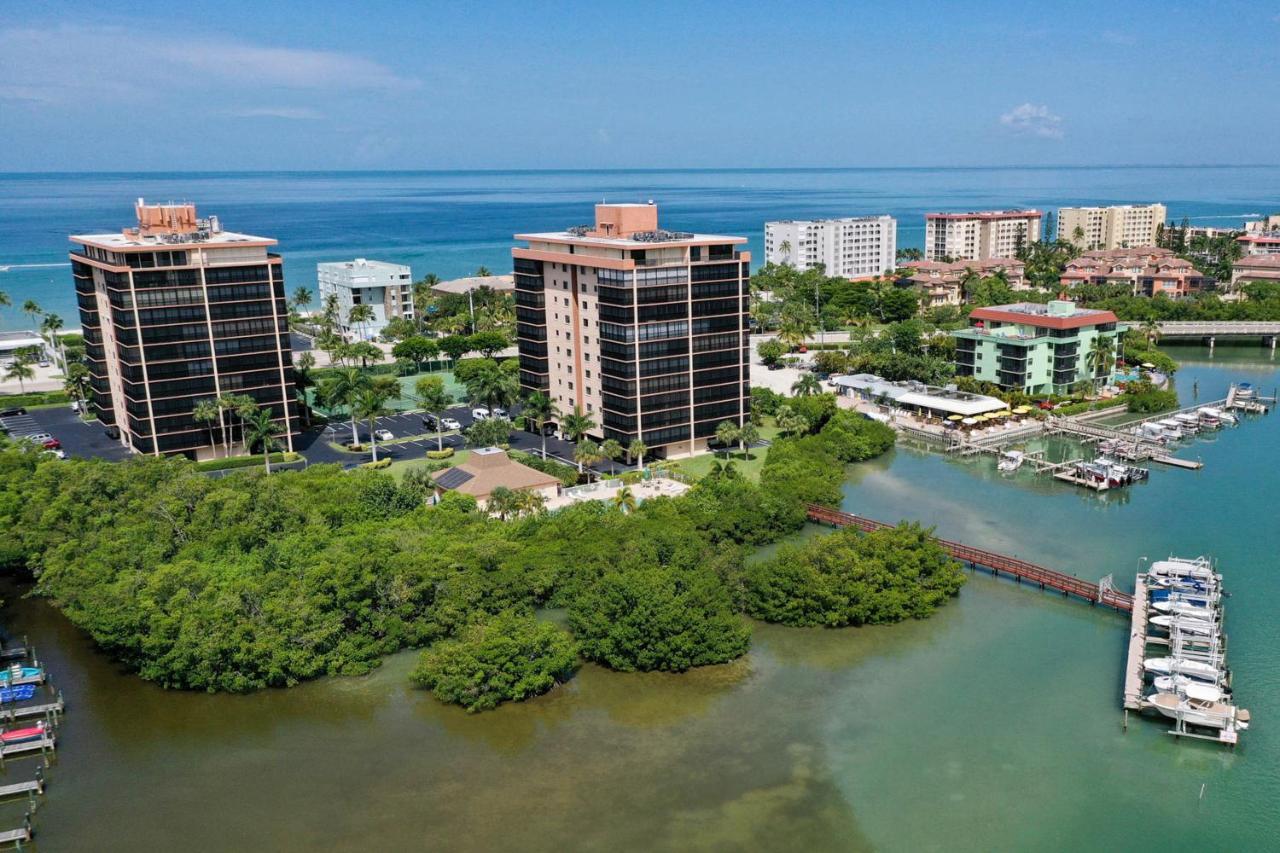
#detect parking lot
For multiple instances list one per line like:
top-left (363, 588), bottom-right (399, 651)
top-left (0, 405), bottom-right (133, 461)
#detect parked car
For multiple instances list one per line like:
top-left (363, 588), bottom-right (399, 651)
top-left (42, 448), bottom-right (66, 460)
top-left (421, 413), bottom-right (439, 429)
top-left (26, 433), bottom-right (60, 449)
top-left (38, 360), bottom-right (51, 368)
top-left (105, 425), bottom-right (120, 440)
top-left (70, 400), bottom-right (81, 413)
top-left (373, 428), bottom-right (394, 441)
top-left (0, 406), bottom-right (27, 417)
top-left (471, 407), bottom-right (490, 421)
top-left (490, 406), bottom-right (508, 419)
top-left (440, 417), bottom-right (462, 431)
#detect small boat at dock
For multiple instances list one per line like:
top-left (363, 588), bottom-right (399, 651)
top-left (1151, 598), bottom-right (1215, 619)
top-left (997, 450), bottom-right (1024, 473)
top-left (0, 666), bottom-right (43, 685)
top-left (1148, 692), bottom-right (1247, 730)
top-left (1199, 406), bottom-right (1236, 426)
top-left (0, 685), bottom-right (36, 704)
top-left (1152, 675), bottom-right (1228, 703)
top-left (1149, 613), bottom-right (1218, 636)
top-left (1144, 656), bottom-right (1222, 681)
top-left (0, 722), bottom-right (46, 745)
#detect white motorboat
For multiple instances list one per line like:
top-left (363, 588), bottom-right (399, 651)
top-left (1144, 656), bottom-right (1221, 681)
top-left (1148, 692), bottom-right (1247, 730)
top-left (1149, 614), bottom-right (1218, 637)
top-left (1157, 419), bottom-right (1185, 438)
top-left (1199, 406), bottom-right (1236, 426)
top-left (1149, 557), bottom-right (1217, 582)
top-left (1174, 412), bottom-right (1201, 430)
top-left (1152, 675), bottom-right (1228, 703)
top-left (1152, 599), bottom-right (1215, 619)
top-left (997, 450), bottom-right (1024, 473)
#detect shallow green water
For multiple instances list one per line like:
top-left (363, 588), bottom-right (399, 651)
top-left (3, 345), bottom-right (1278, 851)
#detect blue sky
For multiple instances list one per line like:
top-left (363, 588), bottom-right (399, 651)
top-left (1, 0), bottom-right (1277, 171)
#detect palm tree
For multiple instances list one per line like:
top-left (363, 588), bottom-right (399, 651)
top-left (612, 486), bottom-right (637, 514)
top-left (241, 409), bottom-right (282, 475)
top-left (64, 362), bottom-right (91, 413)
top-left (3, 361), bottom-right (34, 393)
top-left (348, 303), bottom-right (376, 341)
top-left (778, 239), bottom-right (793, 266)
top-left (737, 422), bottom-right (760, 457)
top-left (233, 395), bottom-right (259, 453)
top-left (470, 366), bottom-right (519, 412)
top-left (321, 367), bottom-right (369, 446)
top-left (193, 399), bottom-right (221, 452)
top-left (791, 373), bottom-right (821, 397)
top-left (40, 313), bottom-right (65, 369)
top-left (775, 404), bottom-right (810, 437)
top-left (290, 286), bottom-right (313, 312)
top-left (560, 406), bottom-right (595, 444)
top-left (1140, 319), bottom-right (1160, 347)
top-left (600, 438), bottom-right (623, 475)
top-left (574, 438), bottom-right (603, 476)
top-left (522, 391), bottom-right (560, 459)
top-left (627, 438), bottom-right (648, 472)
top-left (474, 265), bottom-right (491, 277)
top-left (415, 375), bottom-right (454, 451)
top-left (21, 299), bottom-right (42, 329)
top-left (354, 385), bottom-right (393, 461)
top-left (714, 420), bottom-right (739, 459)
top-left (515, 489), bottom-right (546, 518)
top-left (1087, 334), bottom-right (1116, 391)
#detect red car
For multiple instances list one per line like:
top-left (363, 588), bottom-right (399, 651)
top-left (42, 437), bottom-right (61, 450)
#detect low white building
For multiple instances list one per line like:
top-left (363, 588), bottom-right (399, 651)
top-left (833, 374), bottom-right (1007, 419)
top-left (317, 258), bottom-right (414, 341)
top-left (765, 216), bottom-right (896, 278)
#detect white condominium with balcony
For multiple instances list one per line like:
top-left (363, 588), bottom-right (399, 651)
top-left (1058, 203), bottom-right (1166, 250)
top-left (317, 258), bottom-right (414, 341)
top-left (764, 215), bottom-right (896, 278)
top-left (924, 210), bottom-right (1042, 262)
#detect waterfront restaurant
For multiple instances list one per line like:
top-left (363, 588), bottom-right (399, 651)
top-left (833, 374), bottom-right (1007, 420)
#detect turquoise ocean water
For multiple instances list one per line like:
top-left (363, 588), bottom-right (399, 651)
top-left (1, 166), bottom-right (1278, 329)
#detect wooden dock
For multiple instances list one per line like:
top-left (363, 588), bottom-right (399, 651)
top-left (0, 775), bottom-right (43, 801)
top-left (1, 695), bottom-right (64, 723)
top-left (0, 814), bottom-right (31, 849)
top-left (1151, 455), bottom-right (1203, 470)
top-left (1053, 469), bottom-right (1110, 491)
top-left (1122, 572), bottom-right (1149, 711)
top-left (806, 505), bottom-right (1133, 611)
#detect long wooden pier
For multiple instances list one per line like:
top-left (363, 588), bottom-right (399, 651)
top-left (1122, 573), bottom-right (1149, 711)
top-left (806, 505), bottom-right (1134, 611)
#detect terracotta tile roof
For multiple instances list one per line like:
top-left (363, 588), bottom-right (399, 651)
top-left (969, 303), bottom-right (1119, 330)
top-left (434, 447), bottom-right (560, 500)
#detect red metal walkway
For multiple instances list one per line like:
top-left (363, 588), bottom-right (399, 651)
top-left (805, 505), bottom-right (1134, 612)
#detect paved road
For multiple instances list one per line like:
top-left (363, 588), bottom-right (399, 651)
top-left (0, 406), bottom-right (132, 461)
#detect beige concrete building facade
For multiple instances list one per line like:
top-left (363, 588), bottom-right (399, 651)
top-left (1057, 204), bottom-right (1166, 250)
top-left (924, 210), bottom-right (1042, 262)
top-left (513, 203), bottom-right (750, 459)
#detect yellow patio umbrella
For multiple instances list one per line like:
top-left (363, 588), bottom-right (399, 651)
top-left (1012, 405), bottom-right (1032, 414)
top-left (947, 414), bottom-right (964, 422)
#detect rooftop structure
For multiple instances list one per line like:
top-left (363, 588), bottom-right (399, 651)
top-left (431, 447), bottom-right (562, 508)
top-left (764, 216), bottom-right (896, 279)
top-left (924, 210), bottom-right (1042, 262)
top-left (316, 258), bottom-right (414, 341)
top-left (1057, 204), bottom-right (1166, 250)
top-left (430, 274), bottom-right (516, 296)
top-left (1231, 254), bottom-right (1280, 286)
top-left (900, 258), bottom-right (1027, 308)
top-left (953, 301), bottom-right (1124, 395)
top-left (69, 199), bottom-right (298, 458)
top-left (1235, 233), bottom-right (1280, 256)
top-left (0, 331), bottom-right (49, 360)
top-left (1061, 247), bottom-right (1211, 298)
top-left (833, 373), bottom-right (1007, 418)
top-left (512, 203), bottom-right (750, 459)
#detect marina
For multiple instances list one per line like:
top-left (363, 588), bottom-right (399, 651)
top-left (1123, 557), bottom-right (1248, 746)
top-left (0, 640), bottom-right (61, 848)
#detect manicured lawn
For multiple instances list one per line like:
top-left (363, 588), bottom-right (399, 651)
top-left (671, 447), bottom-right (767, 482)
top-left (385, 449), bottom-right (471, 483)
top-left (307, 369), bottom-right (467, 415)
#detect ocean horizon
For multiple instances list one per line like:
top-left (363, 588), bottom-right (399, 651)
top-left (3, 165), bottom-right (1277, 331)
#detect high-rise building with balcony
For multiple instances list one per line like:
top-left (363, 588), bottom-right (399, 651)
top-left (924, 210), bottom-right (1042, 261)
top-left (70, 199), bottom-right (298, 458)
top-left (512, 203), bottom-right (750, 459)
top-left (764, 215), bottom-right (896, 278)
top-left (1057, 203), bottom-right (1166, 250)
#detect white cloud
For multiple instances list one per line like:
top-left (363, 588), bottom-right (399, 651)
top-left (0, 24), bottom-right (418, 107)
top-left (999, 103), bottom-right (1064, 140)
top-left (222, 106), bottom-right (325, 120)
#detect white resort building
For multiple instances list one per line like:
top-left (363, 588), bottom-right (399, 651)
top-left (764, 216), bottom-right (897, 278)
top-left (317, 258), bottom-right (415, 341)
